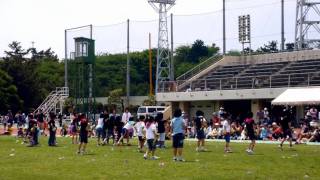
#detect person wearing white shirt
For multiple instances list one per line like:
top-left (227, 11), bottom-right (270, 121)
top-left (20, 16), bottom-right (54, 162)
top-left (222, 115), bottom-right (232, 153)
top-left (143, 117), bottom-right (159, 160)
top-left (135, 115), bottom-right (146, 152)
top-left (121, 108), bottom-right (132, 124)
top-left (95, 114), bottom-right (105, 146)
top-left (117, 117), bottom-right (135, 146)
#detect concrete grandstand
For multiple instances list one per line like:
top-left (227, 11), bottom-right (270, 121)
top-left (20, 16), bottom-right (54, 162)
top-left (157, 49), bottom-right (320, 123)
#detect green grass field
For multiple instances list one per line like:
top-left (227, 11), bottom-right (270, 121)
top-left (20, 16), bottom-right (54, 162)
top-left (0, 136), bottom-right (319, 180)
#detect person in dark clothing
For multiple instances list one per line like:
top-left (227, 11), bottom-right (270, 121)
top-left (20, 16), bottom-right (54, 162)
top-left (37, 110), bottom-right (45, 136)
top-left (78, 114), bottom-right (89, 154)
top-left (155, 113), bottom-right (166, 148)
top-left (58, 113), bottom-right (63, 127)
top-left (48, 112), bottom-right (57, 146)
top-left (114, 114), bottom-right (123, 144)
top-left (27, 114), bottom-right (39, 147)
top-left (194, 110), bottom-right (207, 152)
top-left (106, 110), bottom-right (116, 144)
top-left (245, 112), bottom-right (256, 154)
top-left (279, 108), bottom-right (293, 150)
top-left (101, 111), bottom-right (109, 145)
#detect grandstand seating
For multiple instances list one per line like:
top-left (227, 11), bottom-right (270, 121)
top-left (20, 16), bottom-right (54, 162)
top-left (180, 58), bottom-right (320, 92)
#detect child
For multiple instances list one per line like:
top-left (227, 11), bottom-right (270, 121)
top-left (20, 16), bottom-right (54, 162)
top-left (78, 114), bottom-right (89, 155)
top-left (48, 112), bottom-right (57, 146)
top-left (171, 108), bottom-right (186, 162)
top-left (69, 113), bottom-right (78, 144)
top-left (194, 110), bottom-right (207, 152)
top-left (156, 112), bottom-right (166, 148)
top-left (144, 116), bottom-right (159, 160)
top-left (279, 108), bottom-right (293, 150)
top-left (95, 113), bottom-right (105, 146)
top-left (245, 112), bottom-right (256, 154)
top-left (27, 114), bottom-right (39, 147)
top-left (135, 115), bottom-right (146, 152)
top-left (117, 117), bottom-right (135, 146)
top-left (222, 114), bottom-right (232, 153)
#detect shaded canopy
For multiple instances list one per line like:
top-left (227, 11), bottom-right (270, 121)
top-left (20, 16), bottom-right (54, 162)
top-left (272, 88), bottom-right (320, 106)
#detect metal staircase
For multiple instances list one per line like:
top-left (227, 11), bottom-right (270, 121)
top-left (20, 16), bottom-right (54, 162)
top-left (34, 87), bottom-right (69, 115)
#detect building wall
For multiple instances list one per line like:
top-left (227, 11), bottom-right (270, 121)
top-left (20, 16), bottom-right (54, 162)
top-left (94, 96), bottom-right (148, 106)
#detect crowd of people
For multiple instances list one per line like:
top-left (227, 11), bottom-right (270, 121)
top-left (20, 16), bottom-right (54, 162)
top-left (185, 107), bottom-right (320, 144)
top-left (0, 105), bottom-right (320, 160)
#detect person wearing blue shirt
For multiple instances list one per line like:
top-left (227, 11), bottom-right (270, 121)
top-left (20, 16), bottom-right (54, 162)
top-left (170, 108), bottom-right (186, 162)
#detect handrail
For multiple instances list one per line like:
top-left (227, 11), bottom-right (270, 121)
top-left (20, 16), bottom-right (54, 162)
top-left (176, 54), bottom-right (223, 81)
top-left (160, 72), bottom-right (320, 92)
top-left (33, 87), bottom-right (69, 115)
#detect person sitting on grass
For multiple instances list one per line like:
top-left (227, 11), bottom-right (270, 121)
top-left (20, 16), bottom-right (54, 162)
top-left (48, 112), bottom-right (57, 146)
top-left (2, 124), bottom-right (13, 135)
top-left (309, 127), bottom-right (320, 142)
top-left (78, 114), bottom-right (89, 155)
top-left (194, 110), bottom-right (207, 152)
top-left (171, 108), bottom-right (186, 162)
top-left (135, 115), bottom-right (146, 152)
top-left (143, 116), bottom-right (159, 160)
top-left (245, 112), bottom-right (256, 155)
top-left (117, 117), bottom-right (135, 146)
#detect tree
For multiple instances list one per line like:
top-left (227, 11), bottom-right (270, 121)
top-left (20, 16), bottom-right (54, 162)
top-left (257, 41), bottom-right (279, 53)
top-left (285, 43), bottom-right (295, 52)
top-left (143, 95), bottom-right (156, 106)
top-left (0, 69), bottom-right (22, 113)
top-left (189, 39), bottom-right (209, 63)
top-left (107, 89), bottom-right (124, 112)
top-left (1, 41), bottom-right (61, 112)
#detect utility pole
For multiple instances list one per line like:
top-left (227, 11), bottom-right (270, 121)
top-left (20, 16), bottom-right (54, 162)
top-left (149, 33), bottom-right (153, 96)
top-left (281, 0), bottom-right (285, 51)
top-left (126, 19), bottom-right (130, 107)
top-left (170, 13), bottom-right (174, 81)
top-left (64, 30), bottom-right (68, 87)
top-left (223, 0), bottom-right (226, 55)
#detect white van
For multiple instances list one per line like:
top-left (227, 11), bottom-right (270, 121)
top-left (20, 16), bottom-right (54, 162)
top-left (137, 106), bottom-right (166, 118)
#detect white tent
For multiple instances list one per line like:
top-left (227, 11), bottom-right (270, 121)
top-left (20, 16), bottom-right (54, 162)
top-left (271, 88), bottom-right (320, 105)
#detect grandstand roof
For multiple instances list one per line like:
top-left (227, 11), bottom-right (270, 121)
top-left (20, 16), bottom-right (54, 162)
top-left (272, 88), bottom-right (320, 105)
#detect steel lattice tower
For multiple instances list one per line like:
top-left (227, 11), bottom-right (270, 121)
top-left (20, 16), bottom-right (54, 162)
top-left (149, 0), bottom-right (175, 93)
top-left (295, 0), bottom-right (320, 49)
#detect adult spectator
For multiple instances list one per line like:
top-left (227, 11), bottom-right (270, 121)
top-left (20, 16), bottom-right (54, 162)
top-left (309, 107), bottom-right (318, 120)
top-left (121, 108), bottom-right (131, 125)
top-left (256, 109), bottom-right (264, 124)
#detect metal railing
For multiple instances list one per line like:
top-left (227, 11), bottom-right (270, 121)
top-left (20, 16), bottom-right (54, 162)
top-left (34, 87), bottom-right (69, 115)
top-left (159, 72), bottom-right (320, 92)
top-left (176, 54), bottom-right (223, 82)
